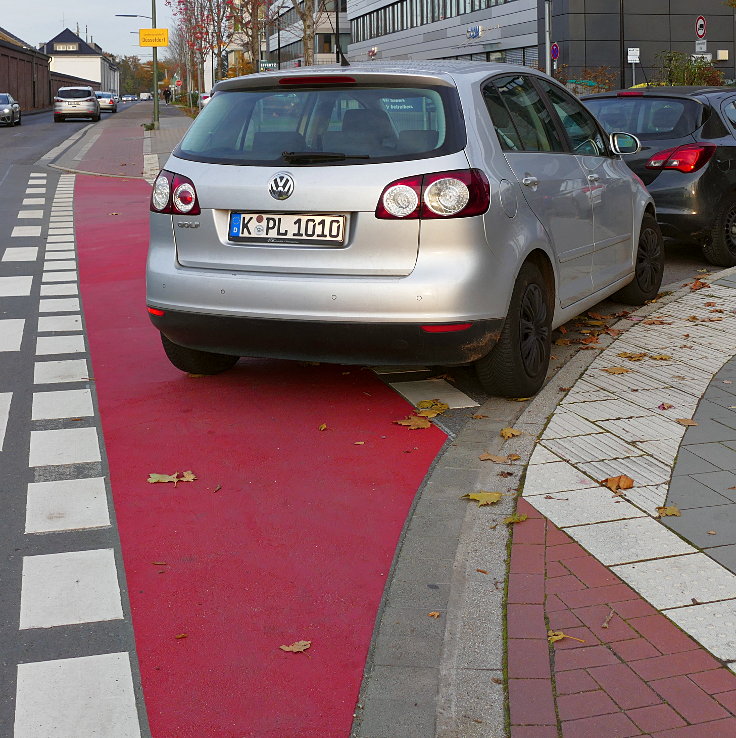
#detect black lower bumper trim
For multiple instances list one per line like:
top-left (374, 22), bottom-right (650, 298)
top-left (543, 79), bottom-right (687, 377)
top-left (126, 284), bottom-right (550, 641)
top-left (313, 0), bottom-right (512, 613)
top-left (149, 310), bottom-right (503, 366)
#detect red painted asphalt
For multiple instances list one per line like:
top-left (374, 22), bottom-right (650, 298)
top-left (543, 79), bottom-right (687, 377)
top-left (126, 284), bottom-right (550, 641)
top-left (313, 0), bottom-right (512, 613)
top-left (74, 175), bottom-right (447, 736)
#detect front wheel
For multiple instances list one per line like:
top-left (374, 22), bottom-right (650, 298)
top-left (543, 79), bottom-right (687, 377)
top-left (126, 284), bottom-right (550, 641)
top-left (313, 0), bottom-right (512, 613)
top-left (703, 195), bottom-right (736, 267)
top-left (613, 212), bottom-right (664, 305)
top-left (15, 114), bottom-right (21, 126)
top-left (161, 334), bottom-right (239, 375)
top-left (474, 261), bottom-right (552, 398)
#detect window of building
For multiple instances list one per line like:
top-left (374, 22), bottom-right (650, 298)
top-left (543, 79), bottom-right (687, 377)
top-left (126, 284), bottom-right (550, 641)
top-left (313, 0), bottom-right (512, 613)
top-left (54, 43), bottom-right (79, 51)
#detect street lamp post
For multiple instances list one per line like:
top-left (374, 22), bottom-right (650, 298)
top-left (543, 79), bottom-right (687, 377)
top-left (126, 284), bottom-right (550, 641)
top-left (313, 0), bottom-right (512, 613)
top-left (544, 0), bottom-right (552, 76)
top-left (115, 3), bottom-right (160, 129)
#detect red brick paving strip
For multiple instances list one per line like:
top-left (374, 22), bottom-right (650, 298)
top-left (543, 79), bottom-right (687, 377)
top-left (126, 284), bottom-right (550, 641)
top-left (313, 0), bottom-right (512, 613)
top-left (506, 499), bottom-right (736, 736)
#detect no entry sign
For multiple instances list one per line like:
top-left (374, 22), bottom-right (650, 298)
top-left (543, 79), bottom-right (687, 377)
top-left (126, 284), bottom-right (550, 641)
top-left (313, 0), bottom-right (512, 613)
top-left (696, 15), bottom-right (707, 40)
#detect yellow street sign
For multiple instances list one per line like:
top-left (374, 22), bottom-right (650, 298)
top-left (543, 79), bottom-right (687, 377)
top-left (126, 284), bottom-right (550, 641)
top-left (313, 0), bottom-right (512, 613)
top-left (139, 28), bottom-right (169, 47)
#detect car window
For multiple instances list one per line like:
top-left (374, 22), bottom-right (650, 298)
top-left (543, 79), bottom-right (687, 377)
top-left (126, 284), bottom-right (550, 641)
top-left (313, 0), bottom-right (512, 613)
top-left (584, 97), bottom-right (702, 140)
top-left (489, 75), bottom-right (565, 153)
top-left (724, 101), bottom-right (736, 128)
top-left (176, 84), bottom-right (463, 166)
top-left (0, 94), bottom-right (9, 104)
top-left (481, 83), bottom-right (523, 151)
top-left (58, 88), bottom-right (94, 99)
top-left (537, 80), bottom-right (607, 156)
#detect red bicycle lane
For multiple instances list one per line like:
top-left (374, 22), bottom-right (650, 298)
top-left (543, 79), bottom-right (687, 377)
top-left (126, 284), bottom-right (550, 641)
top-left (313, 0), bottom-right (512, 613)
top-left (73, 173), bottom-right (447, 737)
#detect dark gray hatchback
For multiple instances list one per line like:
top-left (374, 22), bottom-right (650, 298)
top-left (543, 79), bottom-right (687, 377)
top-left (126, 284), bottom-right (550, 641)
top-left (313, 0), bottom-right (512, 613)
top-left (583, 87), bottom-right (736, 266)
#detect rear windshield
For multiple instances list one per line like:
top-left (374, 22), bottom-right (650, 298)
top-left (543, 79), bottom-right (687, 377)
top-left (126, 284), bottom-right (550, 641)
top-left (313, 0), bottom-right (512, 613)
top-left (58, 89), bottom-right (93, 99)
top-left (0, 94), bottom-right (9, 104)
top-left (584, 96), bottom-right (703, 140)
top-left (175, 84), bottom-right (464, 166)
top-left (96, 92), bottom-right (112, 98)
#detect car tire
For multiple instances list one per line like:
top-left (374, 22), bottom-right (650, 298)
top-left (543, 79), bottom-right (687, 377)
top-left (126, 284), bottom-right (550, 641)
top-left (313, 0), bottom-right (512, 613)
top-left (160, 334), bottom-right (239, 375)
top-left (613, 212), bottom-right (664, 305)
top-left (474, 261), bottom-right (552, 398)
top-left (704, 195), bottom-right (736, 267)
top-left (15, 114), bottom-right (21, 126)
top-left (93, 114), bottom-right (100, 122)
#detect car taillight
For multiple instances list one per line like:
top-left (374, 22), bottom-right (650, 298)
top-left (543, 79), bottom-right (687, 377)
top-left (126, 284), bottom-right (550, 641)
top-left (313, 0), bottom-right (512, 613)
top-left (646, 143), bottom-right (716, 173)
top-left (150, 170), bottom-right (201, 215)
top-left (376, 169), bottom-right (490, 220)
top-left (54, 97), bottom-right (63, 102)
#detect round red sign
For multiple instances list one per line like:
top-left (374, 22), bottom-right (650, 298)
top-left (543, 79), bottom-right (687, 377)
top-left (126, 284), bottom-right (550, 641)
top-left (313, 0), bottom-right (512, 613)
top-left (696, 15), bottom-right (707, 39)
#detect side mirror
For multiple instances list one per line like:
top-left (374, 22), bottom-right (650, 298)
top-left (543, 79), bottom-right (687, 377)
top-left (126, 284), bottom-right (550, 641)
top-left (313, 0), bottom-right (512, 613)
top-left (610, 132), bottom-right (641, 155)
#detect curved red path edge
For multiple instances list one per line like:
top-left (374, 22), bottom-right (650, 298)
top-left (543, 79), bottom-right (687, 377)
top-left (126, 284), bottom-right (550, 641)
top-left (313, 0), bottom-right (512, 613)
top-left (508, 498), bottom-right (736, 738)
top-left (74, 174), bottom-right (447, 737)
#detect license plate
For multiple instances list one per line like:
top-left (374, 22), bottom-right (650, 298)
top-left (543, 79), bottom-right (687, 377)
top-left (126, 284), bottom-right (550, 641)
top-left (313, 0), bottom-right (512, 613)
top-left (228, 213), bottom-right (345, 246)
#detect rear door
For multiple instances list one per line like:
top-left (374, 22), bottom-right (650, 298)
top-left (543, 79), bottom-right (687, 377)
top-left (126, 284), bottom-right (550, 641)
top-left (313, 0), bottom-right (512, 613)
top-left (539, 79), bottom-right (635, 291)
top-left (483, 74), bottom-right (594, 307)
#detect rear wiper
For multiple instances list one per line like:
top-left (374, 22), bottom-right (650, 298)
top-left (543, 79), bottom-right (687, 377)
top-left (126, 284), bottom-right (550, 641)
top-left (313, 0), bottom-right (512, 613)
top-left (281, 151), bottom-right (370, 163)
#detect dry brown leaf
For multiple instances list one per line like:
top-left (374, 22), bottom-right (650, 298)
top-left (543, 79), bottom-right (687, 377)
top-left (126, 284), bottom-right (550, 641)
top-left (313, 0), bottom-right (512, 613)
top-left (690, 279), bottom-right (710, 291)
top-left (479, 452), bottom-right (521, 463)
top-left (503, 513), bottom-right (528, 525)
top-left (427, 611), bottom-right (441, 619)
top-left (471, 414), bottom-right (488, 419)
top-left (601, 475), bottom-right (635, 493)
top-left (559, 325), bottom-right (568, 334)
top-left (175, 633), bottom-right (188, 639)
top-left (605, 328), bottom-right (623, 337)
top-left (318, 423), bottom-right (328, 431)
top-left (354, 441), bottom-right (365, 445)
top-left (180, 471), bottom-right (197, 482)
top-left (500, 427), bottom-right (522, 440)
top-left (710, 309), bottom-right (725, 314)
top-left (656, 505), bottom-right (681, 518)
top-left (507, 453), bottom-right (521, 461)
top-left (476, 569), bottom-right (489, 574)
top-left (707, 530), bottom-right (718, 535)
top-left (704, 317), bottom-right (724, 322)
top-left (658, 403), bottom-right (674, 410)
top-left (548, 630), bottom-right (586, 644)
top-left (394, 415), bottom-right (431, 430)
top-left (642, 318), bottom-right (672, 325)
top-left (279, 640), bottom-right (311, 653)
top-left (416, 399), bottom-right (449, 417)
top-left (151, 561), bottom-right (167, 565)
top-left (462, 492), bottom-right (503, 507)
top-left (676, 418), bottom-right (699, 426)
top-left (601, 366), bottom-right (631, 375)
top-left (147, 473), bottom-right (181, 485)
top-left (617, 352), bottom-right (647, 361)
top-left (704, 301), bottom-right (717, 307)
top-left (649, 355), bottom-right (672, 361)
top-left (554, 338), bottom-right (572, 346)
top-left (581, 335), bottom-right (600, 344)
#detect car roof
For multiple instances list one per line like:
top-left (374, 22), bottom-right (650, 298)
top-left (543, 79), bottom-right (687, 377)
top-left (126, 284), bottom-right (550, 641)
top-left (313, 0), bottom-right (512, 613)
top-left (215, 60), bottom-right (547, 92)
top-left (582, 86), bottom-right (731, 100)
top-left (58, 86), bottom-right (93, 91)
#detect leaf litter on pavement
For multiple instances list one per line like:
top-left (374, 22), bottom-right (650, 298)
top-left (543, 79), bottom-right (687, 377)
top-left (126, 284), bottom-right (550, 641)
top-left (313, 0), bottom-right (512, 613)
top-left (462, 491), bottom-right (503, 507)
top-left (147, 471), bottom-right (197, 486)
top-left (279, 640), bottom-right (312, 653)
top-left (600, 475), bottom-right (634, 494)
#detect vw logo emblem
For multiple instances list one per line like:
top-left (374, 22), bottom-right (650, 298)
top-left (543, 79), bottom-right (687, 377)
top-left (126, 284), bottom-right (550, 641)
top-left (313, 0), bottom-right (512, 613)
top-left (268, 172), bottom-right (294, 200)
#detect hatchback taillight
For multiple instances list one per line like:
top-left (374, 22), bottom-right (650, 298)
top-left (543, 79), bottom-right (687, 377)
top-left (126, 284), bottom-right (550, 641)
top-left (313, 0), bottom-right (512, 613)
top-left (54, 97), bottom-right (63, 103)
top-left (376, 169), bottom-right (490, 220)
top-left (150, 170), bottom-right (201, 215)
top-left (645, 143), bottom-right (716, 173)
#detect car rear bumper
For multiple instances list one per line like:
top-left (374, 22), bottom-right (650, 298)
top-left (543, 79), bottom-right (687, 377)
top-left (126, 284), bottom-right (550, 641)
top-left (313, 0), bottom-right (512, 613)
top-left (148, 309), bottom-right (503, 365)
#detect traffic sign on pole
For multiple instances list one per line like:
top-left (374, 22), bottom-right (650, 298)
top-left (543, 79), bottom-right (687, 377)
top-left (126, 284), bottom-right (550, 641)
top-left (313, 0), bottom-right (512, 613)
top-left (550, 43), bottom-right (559, 61)
top-left (696, 15), bottom-right (707, 40)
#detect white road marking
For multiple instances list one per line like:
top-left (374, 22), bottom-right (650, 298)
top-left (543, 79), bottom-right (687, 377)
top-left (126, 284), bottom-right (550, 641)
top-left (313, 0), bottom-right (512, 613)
top-left (39, 298), bottom-right (80, 312)
top-left (17, 210), bottom-right (44, 219)
top-left (40, 283), bottom-right (78, 296)
top-left (36, 335), bottom-right (86, 355)
top-left (34, 359), bottom-right (89, 384)
top-left (11, 225), bottom-right (42, 237)
top-left (22, 198), bottom-right (45, 205)
top-left (0, 392), bottom-right (11, 451)
top-left (2, 247), bottom-right (39, 261)
top-left (38, 315), bottom-right (82, 332)
top-left (42, 271), bottom-right (77, 282)
top-left (45, 251), bottom-right (76, 259)
top-left (47, 234), bottom-right (74, 242)
top-left (29, 427), bottom-right (100, 466)
top-left (46, 242), bottom-right (75, 251)
top-left (32, 389), bottom-right (93, 419)
top-left (0, 275), bottom-right (33, 296)
top-left (25, 477), bottom-right (110, 534)
top-left (43, 261), bottom-right (77, 271)
top-left (25, 187), bottom-right (46, 194)
top-left (0, 319), bottom-right (25, 351)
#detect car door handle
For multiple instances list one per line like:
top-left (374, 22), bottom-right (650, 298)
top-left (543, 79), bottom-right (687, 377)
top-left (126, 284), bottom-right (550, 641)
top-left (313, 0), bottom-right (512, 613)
top-left (587, 174), bottom-right (600, 182)
top-left (522, 176), bottom-right (539, 187)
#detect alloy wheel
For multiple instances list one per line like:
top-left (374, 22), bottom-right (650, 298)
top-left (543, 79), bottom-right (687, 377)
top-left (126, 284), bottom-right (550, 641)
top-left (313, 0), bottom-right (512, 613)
top-left (636, 226), bottom-right (663, 293)
top-left (519, 283), bottom-right (549, 378)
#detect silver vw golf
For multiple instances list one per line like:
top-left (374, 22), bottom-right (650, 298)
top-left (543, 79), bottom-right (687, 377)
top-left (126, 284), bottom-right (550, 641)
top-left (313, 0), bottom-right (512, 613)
top-left (147, 62), bottom-right (662, 397)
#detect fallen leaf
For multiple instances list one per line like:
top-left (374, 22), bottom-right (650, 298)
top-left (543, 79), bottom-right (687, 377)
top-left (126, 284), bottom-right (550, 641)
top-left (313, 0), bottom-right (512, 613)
top-left (601, 366), bottom-right (631, 375)
top-left (147, 473), bottom-right (181, 485)
top-left (559, 386), bottom-right (572, 392)
top-left (658, 403), bottom-right (674, 410)
top-left (705, 301), bottom-right (717, 307)
top-left (498, 471), bottom-right (514, 478)
top-left (656, 505), bottom-right (681, 518)
top-left (511, 397), bottom-right (531, 402)
top-left (554, 338), bottom-right (571, 346)
top-left (279, 640), bottom-right (311, 653)
top-left (462, 492), bottom-right (503, 507)
top-left (605, 328), bottom-right (623, 337)
top-left (581, 335), bottom-right (600, 345)
top-left (500, 427), bottom-right (522, 439)
top-left (503, 513), bottom-right (528, 525)
top-left (318, 423), bottom-right (328, 431)
top-left (676, 418), bottom-right (699, 426)
top-left (649, 355), bottom-right (672, 361)
top-left (476, 569), bottom-right (489, 574)
top-left (213, 484), bottom-right (222, 493)
top-left (491, 677), bottom-right (504, 684)
top-left (642, 318), bottom-right (672, 325)
top-left (175, 633), bottom-right (188, 639)
top-left (601, 475), bottom-right (635, 493)
top-left (617, 352), bottom-right (647, 361)
top-left (416, 399), bottom-right (450, 417)
top-left (548, 630), bottom-right (586, 644)
top-left (707, 530), bottom-right (718, 535)
top-left (601, 608), bottom-right (615, 629)
top-left (180, 470), bottom-right (197, 482)
top-left (471, 414), bottom-right (488, 419)
top-left (394, 415), bottom-right (431, 430)
top-left (704, 317), bottom-right (724, 322)
top-left (354, 441), bottom-right (365, 445)
top-left (689, 279), bottom-right (710, 291)
top-left (479, 452), bottom-right (521, 463)
top-left (427, 611), bottom-right (441, 618)
top-left (151, 562), bottom-right (167, 565)
top-left (559, 325), bottom-right (568, 334)
top-left (710, 309), bottom-right (725, 314)
top-left (108, 212), bottom-right (120, 216)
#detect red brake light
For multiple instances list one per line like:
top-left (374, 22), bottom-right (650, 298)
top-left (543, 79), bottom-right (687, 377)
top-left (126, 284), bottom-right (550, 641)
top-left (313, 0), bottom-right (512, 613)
top-left (421, 323), bottom-right (473, 333)
top-left (150, 170), bottom-right (201, 215)
top-left (376, 169), bottom-right (490, 220)
top-left (646, 143), bottom-right (716, 173)
top-left (278, 76), bottom-right (356, 86)
top-left (147, 307), bottom-right (165, 316)
top-left (617, 91), bottom-right (644, 96)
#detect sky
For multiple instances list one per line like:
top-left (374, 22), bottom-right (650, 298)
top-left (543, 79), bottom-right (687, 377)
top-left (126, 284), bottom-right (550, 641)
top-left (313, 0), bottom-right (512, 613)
top-left (3, 0), bottom-right (176, 58)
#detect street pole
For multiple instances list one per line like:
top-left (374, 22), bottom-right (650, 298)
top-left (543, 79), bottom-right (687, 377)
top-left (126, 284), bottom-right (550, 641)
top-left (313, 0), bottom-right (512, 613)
top-left (152, 0), bottom-right (160, 129)
top-left (544, 0), bottom-right (551, 76)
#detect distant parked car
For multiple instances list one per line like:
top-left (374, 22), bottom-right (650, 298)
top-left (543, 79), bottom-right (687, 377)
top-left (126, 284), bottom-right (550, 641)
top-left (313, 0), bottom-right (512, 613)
top-left (584, 86), bottom-right (736, 267)
top-left (122, 94), bottom-right (137, 103)
top-left (140, 92), bottom-right (153, 101)
top-left (0, 93), bottom-right (21, 126)
top-left (147, 63), bottom-right (663, 397)
top-left (95, 91), bottom-right (118, 113)
top-left (197, 92), bottom-right (211, 109)
top-left (54, 86), bottom-right (100, 122)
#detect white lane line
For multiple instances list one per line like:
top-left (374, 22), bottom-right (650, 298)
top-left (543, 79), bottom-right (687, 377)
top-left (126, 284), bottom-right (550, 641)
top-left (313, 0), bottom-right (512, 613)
top-left (25, 188), bottom-right (46, 194)
top-left (36, 335), bottom-right (86, 355)
top-left (48, 229), bottom-right (74, 236)
top-left (43, 262), bottom-right (77, 272)
top-left (38, 315), bottom-right (82, 332)
top-left (46, 242), bottom-right (75, 251)
top-left (0, 319), bottom-right (25, 351)
top-left (29, 427), bottom-right (100, 466)
top-left (40, 283), bottom-right (78, 297)
top-left (14, 653), bottom-right (141, 738)
top-left (32, 389), bottom-right (93, 420)
top-left (47, 234), bottom-right (74, 242)
top-left (20, 549), bottom-right (123, 629)
top-left (0, 392), bottom-right (11, 451)
top-left (42, 272), bottom-right (77, 283)
top-left (17, 210), bottom-right (44, 219)
top-left (34, 359), bottom-right (89, 384)
top-left (22, 198), bottom-right (45, 206)
top-left (2, 247), bottom-right (39, 262)
top-left (45, 251), bottom-right (76, 259)
top-left (39, 298), bottom-right (80, 312)
top-left (0, 275), bottom-right (33, 296)
top-left (25, 477), bottom-right (110, 534)
top-left (11, 226), bottom-right (42, 237)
